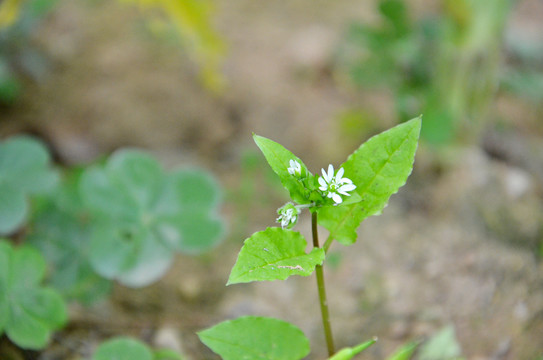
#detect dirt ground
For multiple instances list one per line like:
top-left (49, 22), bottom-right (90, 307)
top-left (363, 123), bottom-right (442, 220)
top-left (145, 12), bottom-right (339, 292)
top-left (1, 0), bottom-right (543, 359)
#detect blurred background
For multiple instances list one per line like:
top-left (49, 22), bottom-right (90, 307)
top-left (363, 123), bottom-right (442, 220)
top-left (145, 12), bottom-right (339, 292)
top-left (1, 0), bottom-right (543, 358)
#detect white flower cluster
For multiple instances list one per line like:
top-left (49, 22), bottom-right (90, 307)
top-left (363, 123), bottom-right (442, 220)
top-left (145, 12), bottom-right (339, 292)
top-left (276, 160), bottom-right (356, 230)
top-left (276, 203), bottom-right (300, 229)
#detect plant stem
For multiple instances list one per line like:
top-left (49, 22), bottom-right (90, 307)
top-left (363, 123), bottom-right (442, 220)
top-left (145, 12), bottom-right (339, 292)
top-left (312, 211), bottom-right (335, 356)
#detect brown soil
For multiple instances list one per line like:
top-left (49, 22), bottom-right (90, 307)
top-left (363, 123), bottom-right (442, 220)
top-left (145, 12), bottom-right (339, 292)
top-left (1, 0), bottom-right (542, 359)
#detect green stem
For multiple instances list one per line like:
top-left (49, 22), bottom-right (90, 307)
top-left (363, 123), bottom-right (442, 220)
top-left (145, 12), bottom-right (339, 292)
top-left (312, 211), bottom-right (335, 356)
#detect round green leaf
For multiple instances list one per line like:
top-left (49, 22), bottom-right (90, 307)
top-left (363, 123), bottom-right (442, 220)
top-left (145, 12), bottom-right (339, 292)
top-left (6, 304), bottom-right (50, 349)
top-left (0, 136), bottom-right (58, 235)
top-left (89, 223), bottom-right (173, 287)
top-left (0, 240), bottom-right (67, 350)
top-left (0, 185), bottom-right (26, 234)
top-left (27, 201), bottom-right (112, 305)
top-left (80, 167), bottom-right (140, 221)
top-left (198, 316), bottom-right (310, 360)
top-left (10, 245), bottom-right (46, 290)
top-left (170, 170), bottom-right (221, 210)
top-left (19, 288), bottom-right (67, 330)
top-left (107, 150), bottom-right (163, 209)
top-left (80, 149), bottom-right (224, 287)
top-left (93, 337), bottom-right (153, 360)
top-left (0, 136), bottom-right (57, 193)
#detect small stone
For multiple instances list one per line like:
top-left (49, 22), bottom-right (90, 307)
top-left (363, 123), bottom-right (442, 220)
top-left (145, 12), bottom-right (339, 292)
top-left (153, 326), bottom-right (184, 354)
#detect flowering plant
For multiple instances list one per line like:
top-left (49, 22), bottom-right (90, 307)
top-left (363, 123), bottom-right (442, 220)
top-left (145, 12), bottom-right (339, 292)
top-left (198, 117), bottom-right (422, 359)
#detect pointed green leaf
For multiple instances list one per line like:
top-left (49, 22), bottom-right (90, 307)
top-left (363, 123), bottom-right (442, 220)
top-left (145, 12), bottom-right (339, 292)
top-left (318, 117), bottom-right (421, 245)
top-left (386, 341), bottom-right (418, 360)
top-left (228, 227), bottom-right (325, 285)
top-left (328, 338), bottom-right (378, 360)
top-left (93, 337), bottom-right (153, 360)
top-left (198, 316), bottom-right (310, 360)
top-left (253, 134), bottom-right (312, 204)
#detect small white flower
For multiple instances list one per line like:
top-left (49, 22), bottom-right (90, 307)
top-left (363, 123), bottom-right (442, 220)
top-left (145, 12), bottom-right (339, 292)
top-left (287, 159), bottom-right (302, 176)
top-left (276, 203), bottom-right (300, 229)
top-left (318, 164), bottom-right (356, 204)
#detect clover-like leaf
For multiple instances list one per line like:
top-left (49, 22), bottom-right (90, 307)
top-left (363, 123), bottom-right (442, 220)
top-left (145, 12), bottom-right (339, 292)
top-left (27, 174), bottom-right (112, 305)
top-left (253, 134), bottom-right (314, 204)
top-left (318, 117), bottom-right (421, 245)
top-left (93, 337), bottom-right (153, 360)
top-left (0, 136), bottom-right (58, 234)
top-left (80, 150), bottom-right (224, 287)
top-left (228, 227), bottom-right (324, 285)
top-left (198, 316), bottom-right (310, 360)
top-left (0, 239), bottom-right (67, 350)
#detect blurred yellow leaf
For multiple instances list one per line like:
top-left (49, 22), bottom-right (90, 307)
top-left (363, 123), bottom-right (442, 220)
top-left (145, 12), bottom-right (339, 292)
top-left (0, 0), bottom-right (22, 28)
top-left (121, 0), bottom-right (226, 92)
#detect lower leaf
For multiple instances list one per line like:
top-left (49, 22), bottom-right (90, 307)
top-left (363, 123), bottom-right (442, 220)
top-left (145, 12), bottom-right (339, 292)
top-left (198, 316), bottom-right (310, 360)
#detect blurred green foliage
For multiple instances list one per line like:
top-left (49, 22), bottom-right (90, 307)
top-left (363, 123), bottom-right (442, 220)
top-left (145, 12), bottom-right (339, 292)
top-left (0, 0), bottom-right (58, 105)
top-left (338, 0), bottom-right (512, 145)
top-left (0, 0), bottom-right (225, 105)
top-left (0, 239), bottom-right (67, 350)
top-left (0, 136), bottom-right (59, 234)
top-left (0, 134), bottom-right (226, 351)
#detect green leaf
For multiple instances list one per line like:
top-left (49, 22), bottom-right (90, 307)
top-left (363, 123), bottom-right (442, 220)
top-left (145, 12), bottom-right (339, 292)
top-left (0, 136), bottom-right (58, 234)
top-left (80, 150), bottom-right (224, 287)
top-left (386, 341), bottom-right (419, 360)
top-left (227, 227), bottom-right (325, 285)
top-left (318, 117), bottom-right (421, 245)
top-left (0, 240), bottom-right (67, 350)
top-left (89, 222), bottom-right (174, 287)
top-left (154, 170), bottom-right (224, 254)
top-left (253, 134), bottom-right (313, 204)
top-left (328, 338), bottom-right (378, 360)
top-left (27, 180), bottom-right (112, 305)
top-left (153, 349), bottom-right (186, 360)
top-left (0, 185), bottom-right (26, 235)
top-left (419, 325), bottom-right (462, 360)
top-left (198, 316), bottom-right (310, 360)
top-left (93, 337), bottom-right (153, 360)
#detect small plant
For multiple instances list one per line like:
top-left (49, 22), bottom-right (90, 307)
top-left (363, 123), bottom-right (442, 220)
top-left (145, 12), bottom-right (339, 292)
top-left (338, 0), bottom-right (510, 145)
top-left (198, 117), bottom-right (422, 359)
top-left (0, 135), bottom-right (226, 355)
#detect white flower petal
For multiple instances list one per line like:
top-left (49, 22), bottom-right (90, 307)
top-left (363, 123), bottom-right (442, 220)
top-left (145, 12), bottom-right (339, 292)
top-left (321, 168), bottom-right (329, 182)
top-left (339, 183), bottom-right (356, 192)
top-left (336, 167), bottom-right (344, 179)
top-left (332, 193), bottom-right (343, 204)
top-left (327, 164), bottom-right (334, 181)
top-left (318, 177), bottom-right (328, 187)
